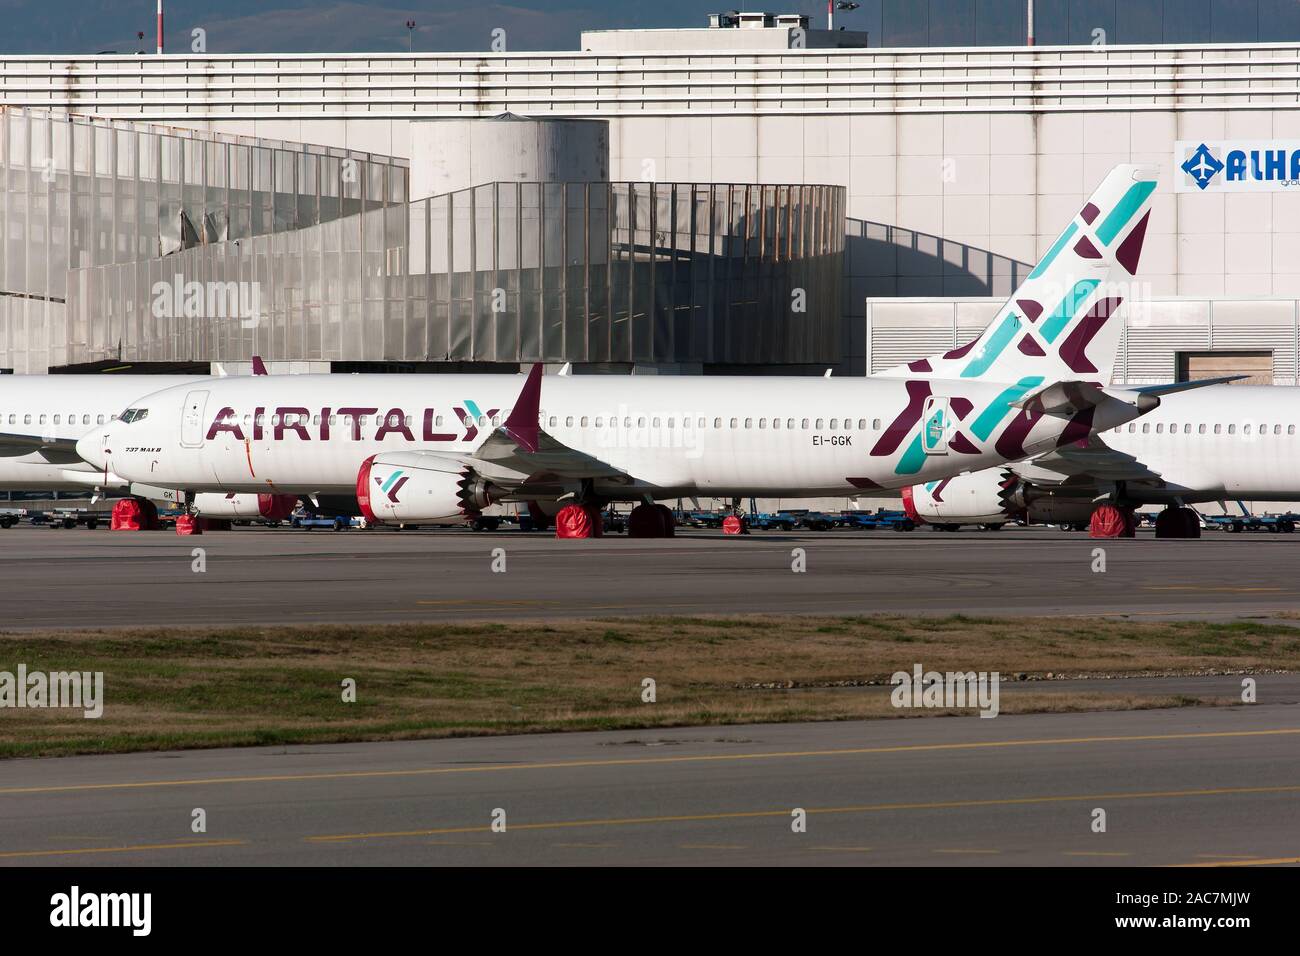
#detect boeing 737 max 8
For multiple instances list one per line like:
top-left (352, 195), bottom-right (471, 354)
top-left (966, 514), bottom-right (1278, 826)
top-left (77, 165), bottom-right (1183, 533)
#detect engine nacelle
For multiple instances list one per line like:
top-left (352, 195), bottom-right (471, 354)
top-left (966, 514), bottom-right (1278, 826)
top-left (905, 471), bottom-right (1096, 527)
top-left (356, 453), bottom-right (494, 525)
top-left (193, 492), bottom-right (298, 521)
top-left (906, 470), bottom-right (1020, 525)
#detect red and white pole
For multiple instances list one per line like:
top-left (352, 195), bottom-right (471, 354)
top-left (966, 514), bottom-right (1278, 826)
top-left (1026, 0), bottom-right (1035, 47)
top-left (827, 0), bottom-right (833, 31)
top-left (156, 0), bottom-right (164, 54)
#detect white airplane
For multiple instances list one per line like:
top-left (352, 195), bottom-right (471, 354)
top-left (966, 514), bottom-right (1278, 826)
top-left (903, 383), bottom-right (1300, 537)
top-left (78, 165), bottom-right (1186, 536)
top-left (0, 374), bottom-right (201, 492)
top-left (0, 364), bottom-right (294, 520)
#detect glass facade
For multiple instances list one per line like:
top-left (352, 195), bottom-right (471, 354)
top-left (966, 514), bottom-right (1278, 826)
top-left (0, 107), bottom-right (405, 372)
top-left (850, 0), bottom-right (1300, 46)
top-left (66, 181), bottom-right (844, 368)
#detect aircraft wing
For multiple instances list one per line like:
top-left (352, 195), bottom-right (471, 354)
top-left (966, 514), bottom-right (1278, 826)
top-left (1011, 433), bottom-right (1164, 486)
top-left (472, 428), bottom-right (630, 482)
top-left (0, 432), bottom-right (84, 464)
top-left (468, 364), bottom-right (633, 485)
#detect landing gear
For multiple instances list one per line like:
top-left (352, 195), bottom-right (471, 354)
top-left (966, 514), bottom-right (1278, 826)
top-left (110, 496), bottom-right (161, 531)
top-left (628, 503), bottom-right (675, 538)
top-left (555, 503), bottom-right (604, 539)
top-left (1089, 503), bottom-right (1137, 539)
top-left (1154, 506), bottom-right (1201, 539)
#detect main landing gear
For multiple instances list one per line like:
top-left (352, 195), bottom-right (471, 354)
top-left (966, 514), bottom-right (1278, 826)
top-left (1088, 502), bottom-right (1201, 538)
top-left (552, 499), bottom-right (677, 539)
top-left (1153, 506), bottom-right (1201, 539)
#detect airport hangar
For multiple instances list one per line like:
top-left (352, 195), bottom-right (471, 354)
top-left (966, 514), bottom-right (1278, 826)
top-left (2, 5), bottom-right (1300, 507)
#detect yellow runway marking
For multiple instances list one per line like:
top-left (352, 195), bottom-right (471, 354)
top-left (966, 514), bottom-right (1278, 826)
top-left (303, 783), bottom-right (1300, 844)
top-left (1143, 586), bottom-right (1285, 593)
top-left (553, 842), bottom-right (618, 849)
top-left (934, 849), bottom-right (1000, 855)
top-left (810, 846), bottom-right (873, 853)
top-left (0, 839), bottom-right (246, 860)
top-left (1175, 855), bottom-right (1300, 867)
top-left (6, 727), bottom-right (1299, 797)
top-left (680, 844), bottom-right (745, 850)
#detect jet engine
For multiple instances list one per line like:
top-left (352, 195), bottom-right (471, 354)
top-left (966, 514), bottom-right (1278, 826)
top-left (192, 492), bottom-right (298, 521)
top-left (356, 453), bottom-right (496, 525)
top-left (905, 470), bottom-right (1094, 527)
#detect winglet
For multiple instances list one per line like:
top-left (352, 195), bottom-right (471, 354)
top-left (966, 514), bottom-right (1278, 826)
top-left (251, 355), bottom-right (268, 376)
top-left (502, 363), bottom-right (543, 453)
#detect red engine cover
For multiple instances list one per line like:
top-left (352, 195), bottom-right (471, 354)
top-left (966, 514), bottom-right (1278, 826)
top-left (356, 455), bottom-right (378, 523)
top-left (257, 494), bottom-right (297, 522)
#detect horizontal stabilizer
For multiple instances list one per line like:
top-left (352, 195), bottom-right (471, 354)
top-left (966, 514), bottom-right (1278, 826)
top-left (1126, 376), bottom-right (1247, 396)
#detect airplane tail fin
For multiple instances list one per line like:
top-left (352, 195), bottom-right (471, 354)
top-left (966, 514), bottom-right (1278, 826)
top-left (881, 164), bottom-right (1158, 388)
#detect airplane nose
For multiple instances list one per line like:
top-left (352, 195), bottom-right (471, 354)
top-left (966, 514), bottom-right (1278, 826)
top-left (76, 429), bottom-right (110, 470)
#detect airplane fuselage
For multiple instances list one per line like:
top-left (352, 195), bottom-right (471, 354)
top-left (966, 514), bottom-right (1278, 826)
top-left (88, 372), bottom-right (1139, 500)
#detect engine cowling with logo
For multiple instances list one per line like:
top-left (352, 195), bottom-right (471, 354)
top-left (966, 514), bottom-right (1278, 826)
top-left (192, 492), bottom-right (298, 521)
top-left (906, 470), bottom-right (1095, 527)
top-left (356, 452), bottom-right (495, 525)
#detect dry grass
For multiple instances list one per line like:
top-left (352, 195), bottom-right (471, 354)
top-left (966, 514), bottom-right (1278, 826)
top-left (1, 613), bottom-right (1295, 758)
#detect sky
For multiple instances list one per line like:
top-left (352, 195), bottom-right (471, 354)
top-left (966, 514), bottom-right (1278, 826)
top-left (0, 1), bottom-right (847, 55)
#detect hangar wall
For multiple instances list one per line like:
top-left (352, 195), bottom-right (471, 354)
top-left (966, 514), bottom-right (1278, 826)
top-left (3, 42), bottom-right (1299, 375)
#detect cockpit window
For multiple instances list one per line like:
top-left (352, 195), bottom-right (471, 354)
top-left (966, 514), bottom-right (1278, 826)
top-left (121, 408), bottom-right (150, 424)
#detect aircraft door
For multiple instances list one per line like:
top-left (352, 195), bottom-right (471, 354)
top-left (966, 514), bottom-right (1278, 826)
top-left (921, 396), bottom-right (950, 455)
top-left (180, 390), bottom-right (209, 448)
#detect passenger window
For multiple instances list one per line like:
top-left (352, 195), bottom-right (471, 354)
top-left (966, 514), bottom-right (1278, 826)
top-left (744, 418), bottom-right (752, 429)
top-left (1184, 424), bottom-right (1191, 434)
top-left (816, 419), bottom-right (824, 429)
top-left (1244, 424), bottom-right (1251, 435)
top-left (872, 418), bottom-right (881, 430)
top-left (1156, 424), bottom-right (1163, 434)
top-left (53, 415), bottom-right (60, 425)
top-left (580, 416), bottom-right (589, 428)
top-left (433, 415), bottom-right (441, 427)
top-left (787, 418), bottom-right (795, 429)
top-left (97, 415), bottom-right (105, 425)
top-left (652, 417), bottom-right (660, 428)
top-left (1214, 424), bottom-right (1221, 434)
top-left (1228, 424), bottom-right (1236, 435)
top-left (548, 416), bottom-right (557, 427)
top-left (697, 418), bottom-right (705, 428)
top-left (759, 419), bottom-right (766, 429)
top-left (1141, 423), bottom-right (1149, 433)
top-left (858, 418), bottom-right (866, 429)
top-left (802, 419), bottom-right (810, 429)
top-left (713, 418), bottom-right (722, 428)
top-left (667, 418), bottom-right (675, 429)
top-left (1127, 424), bottom-right (1135, 433)
top-left (638, 417), bottom-right (646, 427)
top-left (24, 415), bottom-right (32, 425)
top-left (830, 419), bottom-right (838, 429)
top-left (1290, 425), bottom-right (1296, 436)
top-left (1275, 425), bottom-right (1282, 435)
top-left (565, 416), bottom-right (574, 427)
top-left (1198, 424), bottom-right (1205, 434)
top-left (39, 415), bottom-right (46, 425)
top-left (595, 416), bottom-right (603, 427)
top-left (772, 418), bottom-right (780, 430)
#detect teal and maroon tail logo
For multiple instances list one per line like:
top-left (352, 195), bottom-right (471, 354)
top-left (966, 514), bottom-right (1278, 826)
top-left (376, 469), bottom-right (409, 503)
